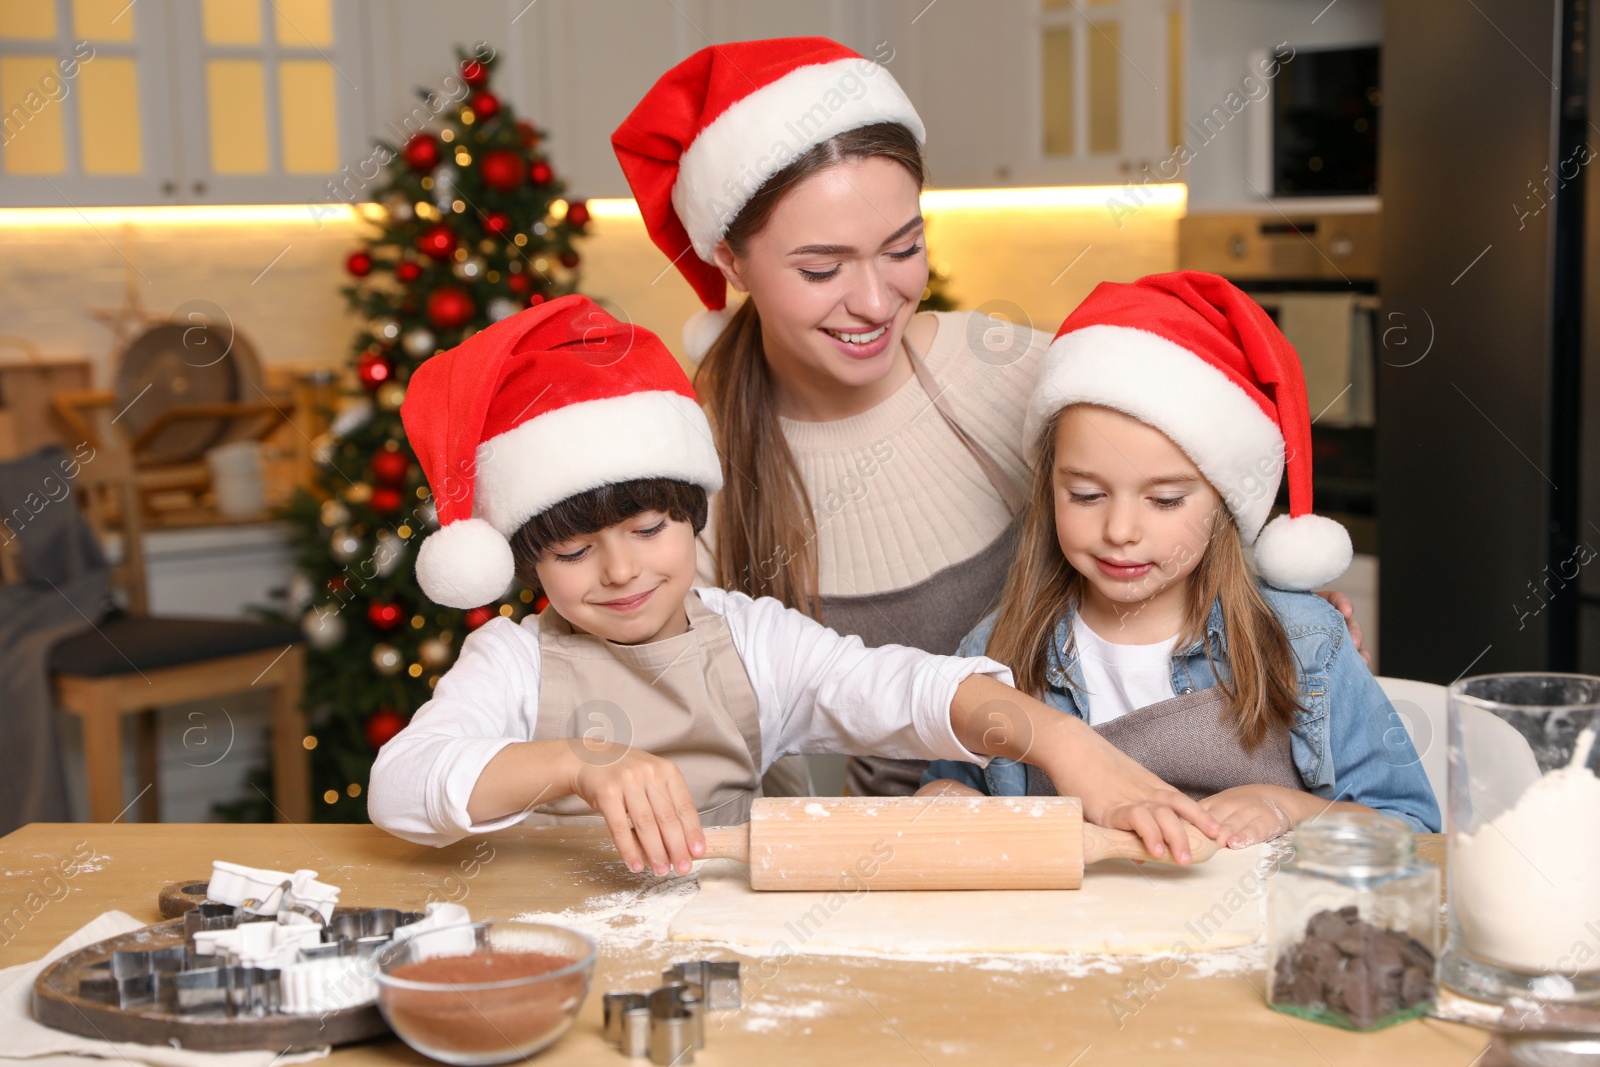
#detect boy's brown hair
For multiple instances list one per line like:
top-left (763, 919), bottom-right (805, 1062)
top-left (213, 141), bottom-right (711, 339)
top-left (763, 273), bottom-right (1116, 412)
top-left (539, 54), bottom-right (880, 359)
top-left (508, 478), bottom-right (708, 589)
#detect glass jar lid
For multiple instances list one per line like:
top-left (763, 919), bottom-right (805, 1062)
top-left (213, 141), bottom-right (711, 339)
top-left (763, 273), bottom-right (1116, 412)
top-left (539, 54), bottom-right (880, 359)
top-left (1290, 811), bottom-right (1415, 878)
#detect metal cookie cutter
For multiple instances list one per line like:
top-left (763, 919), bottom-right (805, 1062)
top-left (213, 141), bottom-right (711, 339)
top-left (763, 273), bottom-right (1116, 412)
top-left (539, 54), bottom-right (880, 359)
top-left (647, 983), bottom-right (700, 1065)
top-left (323, 907), bottom-right (423, 956)
top-left (663, 960), bottom-right (741, 1010)
top-left (78, 945), bottom-right (194, 1009)
top-left (227, 964), bottom-right (282, 1017)
top-left (603, 992), bottom-right (650, 1058)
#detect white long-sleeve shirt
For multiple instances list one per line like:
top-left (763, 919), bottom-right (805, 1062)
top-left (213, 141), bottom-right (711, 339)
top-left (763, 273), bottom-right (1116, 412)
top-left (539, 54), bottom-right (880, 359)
top-left (368, 587), bottom-right (1006, 846)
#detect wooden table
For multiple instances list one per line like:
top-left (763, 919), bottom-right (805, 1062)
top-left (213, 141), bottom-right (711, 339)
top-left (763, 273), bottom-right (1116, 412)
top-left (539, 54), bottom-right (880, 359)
top-left (0, 823), bottom-right (1492, 1066)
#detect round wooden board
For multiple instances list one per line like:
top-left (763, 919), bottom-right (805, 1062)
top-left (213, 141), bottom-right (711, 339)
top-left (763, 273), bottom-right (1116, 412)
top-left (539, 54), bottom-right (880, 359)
top-left (32, 913), bottom-right (391, 1052)
top-left (157, 879), bottom-right (211, 919)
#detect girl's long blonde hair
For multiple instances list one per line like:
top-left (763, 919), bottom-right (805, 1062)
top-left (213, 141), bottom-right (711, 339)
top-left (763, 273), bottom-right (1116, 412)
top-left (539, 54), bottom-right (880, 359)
top-left (984, 409), bottom-right (1302, 749)
top-left (694, 123), bottom-right (926, 619)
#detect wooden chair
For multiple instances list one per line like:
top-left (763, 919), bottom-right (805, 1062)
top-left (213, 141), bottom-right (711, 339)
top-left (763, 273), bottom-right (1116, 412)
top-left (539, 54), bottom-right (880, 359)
top-left (3, 437), bottom-right (311, 823)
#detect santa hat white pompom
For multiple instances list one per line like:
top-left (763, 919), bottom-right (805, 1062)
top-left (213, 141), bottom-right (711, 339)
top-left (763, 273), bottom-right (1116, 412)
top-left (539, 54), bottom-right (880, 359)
top-left (682, 306), bottom-right (734, 364)
top-left (1252, 513), bottom-right (1353, 592)
top-left (415, 517), bottom-right (515, 610)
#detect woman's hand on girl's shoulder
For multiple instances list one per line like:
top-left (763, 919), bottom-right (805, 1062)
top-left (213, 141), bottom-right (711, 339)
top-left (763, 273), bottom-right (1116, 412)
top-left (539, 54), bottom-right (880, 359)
top-left (1315, 589), bottom-right (1370, 669)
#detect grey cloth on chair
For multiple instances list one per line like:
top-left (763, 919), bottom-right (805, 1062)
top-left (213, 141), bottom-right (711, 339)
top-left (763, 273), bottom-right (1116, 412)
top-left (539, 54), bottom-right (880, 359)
top-left (0, 446), bottom-right (112, 835)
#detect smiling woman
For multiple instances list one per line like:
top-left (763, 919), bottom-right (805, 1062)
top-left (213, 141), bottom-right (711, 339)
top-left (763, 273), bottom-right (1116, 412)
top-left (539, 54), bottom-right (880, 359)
top-left (614, 38), bottom-right (1052, 797)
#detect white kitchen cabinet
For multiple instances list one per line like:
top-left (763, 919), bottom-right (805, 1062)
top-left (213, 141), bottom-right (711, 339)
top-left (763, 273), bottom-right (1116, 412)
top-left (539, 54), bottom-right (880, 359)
top-left (0, 0), bottom-right (180, 205)
top-left (1, 0), bottom-right (371, 207)
top-left (1028, 0), bottom-right (1183, 184)
top-left (166, 0), bottom-right (371, 206)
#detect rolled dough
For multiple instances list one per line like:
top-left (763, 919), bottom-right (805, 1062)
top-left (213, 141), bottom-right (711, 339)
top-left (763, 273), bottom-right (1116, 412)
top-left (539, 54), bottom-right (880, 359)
top-left (668, 844), bottom-right (1271, 958)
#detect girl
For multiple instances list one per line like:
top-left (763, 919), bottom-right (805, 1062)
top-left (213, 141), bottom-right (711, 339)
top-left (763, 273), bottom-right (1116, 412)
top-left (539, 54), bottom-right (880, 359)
top-left (923, 271), bottom-right (1440, 845)
top-left (612, 37), bottom-right (1367, 798)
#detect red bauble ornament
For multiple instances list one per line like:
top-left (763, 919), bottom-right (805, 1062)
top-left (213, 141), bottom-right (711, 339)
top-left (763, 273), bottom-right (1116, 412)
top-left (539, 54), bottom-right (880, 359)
top-left (506, 272), bottom-right (531, 294)
top-left (402, 133), bottom-right (440, 172)
top-left (525, 291), bottom-right (547, 308)
top-left (461, 59), bottom-right (488, 88)
top-left (365, 707), bottom-right (407, 750)
top-left (464, 606), bottom-right (495, 630)
top-left (426, 287), bottom-right (476, 330)
top-left (356, 351), bottom-right (393, 391)
top-left (416, 223), bottom-right (457, 261)
top-left (395, 260), bottom-right (422, 283)
top-left (371, 486), bottom-right (403, 513)
top-left (529, 160), bottom-right (553, 185)
top-left (367, 601), bottom-right (404, 631)
top-left (469, 91), bottom-right (499, 120)
top-left (371, 450), bottom-right (410, 486)
top-left (345, 250), bottom-right (373, 277)
top-left (559, 250), bottom-right (580, 269)
top-left (566, 200), bottom-right (590, 228)
top-left (484, 212), bottom-right (512, 236)
top-left (480, 149), bottom-right (524, 193)
top-left (533, 594), bottom-right (549, 614)
top-left (515, 121), bottom-right (540, 148)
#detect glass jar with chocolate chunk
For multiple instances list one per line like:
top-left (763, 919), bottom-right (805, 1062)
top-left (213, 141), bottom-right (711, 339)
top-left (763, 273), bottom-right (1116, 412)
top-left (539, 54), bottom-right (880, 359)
top-left (1267, 811), bottom-right (1439, 1031)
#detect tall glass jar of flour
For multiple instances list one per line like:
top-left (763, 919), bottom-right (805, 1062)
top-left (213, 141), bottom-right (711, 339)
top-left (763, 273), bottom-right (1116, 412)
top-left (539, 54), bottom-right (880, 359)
top-left (1443, 673), bottom-right (1600, 1004)
top-left (1268, 812), bottom-right (1439, 1030)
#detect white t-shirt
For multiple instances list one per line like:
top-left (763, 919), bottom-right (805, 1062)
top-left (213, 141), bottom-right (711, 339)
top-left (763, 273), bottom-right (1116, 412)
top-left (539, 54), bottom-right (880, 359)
top-left (1070, 614), bottom-right (1179, 727)
top-left (368, 588), bottom-right (1008, 847)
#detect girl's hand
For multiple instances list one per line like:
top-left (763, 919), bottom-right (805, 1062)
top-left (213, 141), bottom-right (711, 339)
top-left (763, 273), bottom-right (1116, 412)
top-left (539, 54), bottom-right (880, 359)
top-left (913, 778), bottom-right (985, 798)
top-left (1199, 785), bottom-right (1293, 848)
top-left (1317, 590), bottom-right (1370, 669)
top-left (568, 744), bottom-right (706, 877)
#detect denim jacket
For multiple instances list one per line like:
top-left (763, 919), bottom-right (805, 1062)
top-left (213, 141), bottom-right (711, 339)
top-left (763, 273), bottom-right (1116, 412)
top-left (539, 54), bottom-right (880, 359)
top-left (928, 586), bottom-right (1442, 832)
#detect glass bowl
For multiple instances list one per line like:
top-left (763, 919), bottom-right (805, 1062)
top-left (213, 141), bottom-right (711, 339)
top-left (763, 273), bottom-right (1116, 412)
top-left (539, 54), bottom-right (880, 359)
top-left (375, 921), bottom-right (597, 1065)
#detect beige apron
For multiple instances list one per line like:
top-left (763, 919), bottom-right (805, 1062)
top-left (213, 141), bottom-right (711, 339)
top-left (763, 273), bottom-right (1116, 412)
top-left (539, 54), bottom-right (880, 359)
top-left (1022, 686), bottom-right (1304, 800)
top-left (834, 336), bottom-right (1026, 798)
top-left (527, 591), bottom-right (764, 825)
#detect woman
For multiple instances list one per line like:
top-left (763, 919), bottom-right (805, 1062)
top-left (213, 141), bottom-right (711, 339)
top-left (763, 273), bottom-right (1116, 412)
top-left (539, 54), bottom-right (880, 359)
top-left (611, 37), bottom-right (1362, 797)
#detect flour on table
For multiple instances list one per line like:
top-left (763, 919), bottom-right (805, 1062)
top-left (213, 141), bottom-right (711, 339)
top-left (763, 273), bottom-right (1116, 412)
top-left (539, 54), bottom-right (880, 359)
top-left (668, 843), bottom-right (1275, 961)
top-left (512, 874), bottom-right (700, 953)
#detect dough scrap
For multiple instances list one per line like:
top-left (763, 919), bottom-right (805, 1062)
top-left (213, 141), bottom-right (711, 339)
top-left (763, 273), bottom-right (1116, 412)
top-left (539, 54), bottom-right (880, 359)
top-left (668, 845), bottom-right (1270, 958)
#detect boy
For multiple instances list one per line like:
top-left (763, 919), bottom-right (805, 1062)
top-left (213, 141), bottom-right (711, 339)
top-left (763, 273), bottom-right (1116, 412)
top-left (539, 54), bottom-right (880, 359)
top-left (369, 296), bottom-right (1218, 875)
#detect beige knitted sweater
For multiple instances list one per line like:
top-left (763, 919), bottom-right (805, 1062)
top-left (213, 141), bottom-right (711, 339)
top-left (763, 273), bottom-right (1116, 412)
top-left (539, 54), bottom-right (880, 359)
top-left (696, 310), bottom-right (1051, 598)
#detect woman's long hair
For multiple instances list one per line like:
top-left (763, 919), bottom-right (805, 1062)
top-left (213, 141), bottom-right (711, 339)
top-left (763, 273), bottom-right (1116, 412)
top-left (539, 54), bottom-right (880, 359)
top-left (984, 409), bottom-right (1303, 748)
top-left (694, 123), bottom-right (926, 619)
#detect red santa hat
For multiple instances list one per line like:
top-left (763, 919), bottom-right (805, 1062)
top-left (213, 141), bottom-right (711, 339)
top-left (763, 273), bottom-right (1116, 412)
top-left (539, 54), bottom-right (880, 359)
top-left (1026, 270), bottom-right (1352, 592)
top-left (399, 295), bottom-right (723, 609)
top-left (612, 37), bottom-right (925, 361)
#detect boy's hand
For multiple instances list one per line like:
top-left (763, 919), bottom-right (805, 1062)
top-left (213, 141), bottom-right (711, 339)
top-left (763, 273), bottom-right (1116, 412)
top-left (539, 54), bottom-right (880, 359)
top-left (569, 745), bottom-right (706, 876)
top-left (949, 676), bottom-right (1221, 863)
top-left (1061, 734), bottom-right (1221, 864)
top-left (1199, 784), bottom-right (1293, 848)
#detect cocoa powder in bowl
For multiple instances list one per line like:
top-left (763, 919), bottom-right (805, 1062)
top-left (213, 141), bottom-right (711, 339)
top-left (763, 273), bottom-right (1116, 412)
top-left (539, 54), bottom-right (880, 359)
top-left (382, 950), bottom-right (588, 1060)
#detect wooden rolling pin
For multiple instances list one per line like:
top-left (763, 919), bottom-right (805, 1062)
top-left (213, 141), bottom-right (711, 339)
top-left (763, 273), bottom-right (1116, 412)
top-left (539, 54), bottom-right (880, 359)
top-left (698, 796), bottom-right (1217, 891)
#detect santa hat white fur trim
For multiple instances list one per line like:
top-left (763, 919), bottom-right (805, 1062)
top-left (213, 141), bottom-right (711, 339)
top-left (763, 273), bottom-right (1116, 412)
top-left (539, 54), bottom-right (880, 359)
top-left (1028, 324), bottom-right (1285, 543)
top-left (683, 305), bottom-right (734, 363)
top-left (673, 58), bottom-right (925, 263)
top-left (1253, 512), bottom-right (1353, 591)
top-left (416, 517), bottom-right (515, 609)
top-left (473, 389), bottom-right (723, 538)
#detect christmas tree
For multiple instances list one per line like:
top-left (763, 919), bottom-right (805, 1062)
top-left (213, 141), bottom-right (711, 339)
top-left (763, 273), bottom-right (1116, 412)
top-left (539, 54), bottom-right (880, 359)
top-left (226, 48), bottom-right (586, 823)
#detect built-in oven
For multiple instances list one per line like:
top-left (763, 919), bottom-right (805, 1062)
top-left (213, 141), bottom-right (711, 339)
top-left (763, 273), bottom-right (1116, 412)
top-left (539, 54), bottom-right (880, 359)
top-left (1178, 209), bottom-right (1381, 557)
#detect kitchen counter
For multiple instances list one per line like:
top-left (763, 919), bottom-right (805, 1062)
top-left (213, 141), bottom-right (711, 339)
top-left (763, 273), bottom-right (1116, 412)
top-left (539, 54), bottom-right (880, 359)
top-left (0, 823), bottom-right (1489, 1065)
